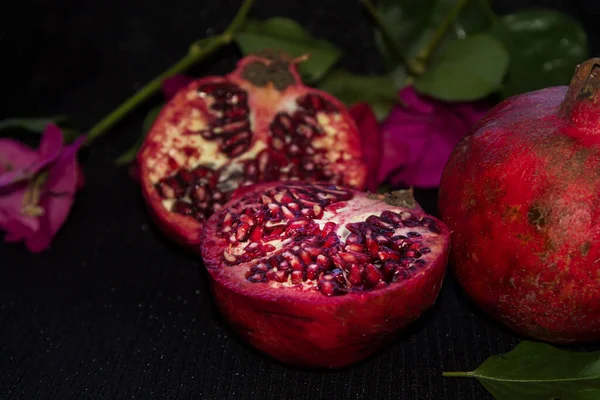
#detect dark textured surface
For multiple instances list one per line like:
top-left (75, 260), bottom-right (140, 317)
top-left (0, 1), bottom-right (598, 399)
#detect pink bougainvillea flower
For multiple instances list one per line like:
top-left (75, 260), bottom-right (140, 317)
top-left (162, 74), bottom-right (194, 100)
top-left (378, 86), bottom-right (490, 188)
top-left (0, 124), bottom-right (63, 188)
top-left (0, 124), bottom-right (84, 252)
top-left (348, 103), bottom-right (382, 193)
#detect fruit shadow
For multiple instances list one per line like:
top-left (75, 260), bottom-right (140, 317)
top-left (448, 266), bottom-right (600, 352)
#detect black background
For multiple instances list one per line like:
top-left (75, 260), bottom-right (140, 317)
top-left (1, 1), bottom-right (599, 399)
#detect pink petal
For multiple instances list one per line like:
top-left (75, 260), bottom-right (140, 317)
top-left (25, 137), bottom-right (84, 251)
top-left (0, 185), bottom-right (39, 234)
top-left (162, 75), bottom-right (194, 100)
top-left (349, 103), bottom-right (382, 192)
top-left (0, 123), bottom-right (63, 188)
top-left (37, 123), bottom-right (64, 168)
top-left (378, 86), bottom-right (490, 188)
top-left (1, 217), bottom-right (36, 243)
top-left (0, 140), bottom-right (37, 187)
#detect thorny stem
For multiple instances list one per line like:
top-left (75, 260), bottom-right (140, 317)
top-left (360, 0), bottom-right (423, 75)
top-left (85, 0), bottom-right (255, 146)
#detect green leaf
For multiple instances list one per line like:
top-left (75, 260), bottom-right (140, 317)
top-left (318, 70), bottom-right (399, 121)
top-left (444, 340), bottom-right (600, 400)
top-left (374, 0), bottom-right (493, 79)
top-left (413, 34), bottom-right (509, 101)
top-left (490, 9), bottom-right (588, 98)
top-left (0, 116), bottom-right (68, 134)
top-left (115, 105), bottom-right (163, 165)
top-left (234, 17), bottom-right (342, 83)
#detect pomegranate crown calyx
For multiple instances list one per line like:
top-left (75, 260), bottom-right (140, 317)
top-left (367, 188), bottom-right (418, 209)
top-left (560, 57), bottom-right (600, 118)
top-left (240, 50), bottom-right (308, 91)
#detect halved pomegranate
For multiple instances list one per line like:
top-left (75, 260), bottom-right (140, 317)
top-left (201, 181), bottom-right (450, 368)
top-left (137, 52), bottom-right (367, 248)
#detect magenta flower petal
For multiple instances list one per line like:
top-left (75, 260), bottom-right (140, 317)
top-left (377, 86), bottom-right (490, 188)
top-left (24, 137), bottom-right (84, 252)
top-left (0, 184), bottom-right (38, 232)
top-left (162, 74), bottom-right (194, 100)
top-left (0, 123), bottom-right (63, 188)
top-left (1, 217), bottom-right (36, 243)
top-left (36, 123), bottom-right (64, 170)
top-left (0, 126), bottom-right (83, 252)
top-left (0, 140), bottom-right (37, 187)
top-left (349, 103), bottom-right (382, 193)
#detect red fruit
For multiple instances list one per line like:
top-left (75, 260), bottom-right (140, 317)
top-left (201, 181), bottom-right (450, 368)
top-left (439, 58), bottom-right (600, 343)
top-left (137, 52), bottom-right (367, 249)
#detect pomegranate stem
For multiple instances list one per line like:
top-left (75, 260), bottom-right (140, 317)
top-left (84, 0), bottom-right (255, 146)
top-left (442, 371), bottom-right (474, 378)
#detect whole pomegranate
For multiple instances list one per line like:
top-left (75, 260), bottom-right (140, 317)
top-left (201, 181), bottom-right (450, 368)
top-left (137, 52), bottom-right (367, 249)
top-left (439, 58), bottom-right (600, 343)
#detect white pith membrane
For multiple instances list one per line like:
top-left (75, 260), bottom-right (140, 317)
top-left (143, 79), bottom-right (360, 223)
top-left (215, 183), bottom-right (446, 296)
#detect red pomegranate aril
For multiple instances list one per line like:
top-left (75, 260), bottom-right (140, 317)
top-left (201, 181), bottom-right (450, 368)
top-left (318, 277), bottom-right (341, 297)
top-left (173, 200), bottom-right (194, 216)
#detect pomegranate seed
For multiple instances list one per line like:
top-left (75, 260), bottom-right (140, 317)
top-left (173, 200), bottom-right (194, 216)
top-left (379, 248), bottom-right (400, 261)
top-left (156, 176), bottom-right (186, 199)
top-left (316, 254), bottom-right (331, 268)
top-left (366, 215), bottom-right (393, 231)
top-left (420, 247), bottom-right (431, 254)
top-left (247, 273), bottom-right (265, 283)
top-left (236, 222), bottom-right (251, 242)
top-left (365, 237), bottom-right (379, 257)
top-left (318, 277), bottom-right (341, 296)
top-left (407, 231), bottom-right (421, 237)
top-left (276, 203), bottom-right (293, 220)
top-left (253, 263), bottom-right (268, 273)
top-left (364, 264), bottom-right (382, 287)
top-left (345, 243), bottom-right (365, 253)
top-left (381, 261), bottom-right (398, 281)
top-left (348, 264), bottom-right (363, 286)
top-left (250, 225), bottom-right (264, 241)
top-left (306, 264), bottom-right (321, 280)
top-left (380, 211), bottom-right (402, 225)
top-left (291, 270), bottom-right (304, 284)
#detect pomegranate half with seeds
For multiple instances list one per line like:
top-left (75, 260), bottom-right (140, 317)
top-left (200, 181), bottom-right (450, 368)
top-left (137, 52), bottom-right (367, 248)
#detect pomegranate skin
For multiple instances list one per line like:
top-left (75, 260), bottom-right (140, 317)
top-left (439, 58), bottom-right (600, 344)
top-left (201, 181), bottom-right (450, 368)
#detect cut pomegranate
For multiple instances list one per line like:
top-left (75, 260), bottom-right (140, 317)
top-left (201, 181), bottom-right (450, 368)
top-left (137, 52), bottom-right (367, 249)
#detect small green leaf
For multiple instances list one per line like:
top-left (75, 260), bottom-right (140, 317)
top-left (234, 17), bottom-right (342, 83)
top-left (0, 116), bottom-right (68, 134)
top-left (444, 340), bottom-right (600, 400)
top-left (318, 70), bottom-right (399, 121)
top-left (490, 9), bottom-right (588, 98)
top-left (374, 0), bottom-right (493, 80)
top-left (115, 105), bottom-right (163, 165)
top-left (413, 34), bottom-right (509, 101)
